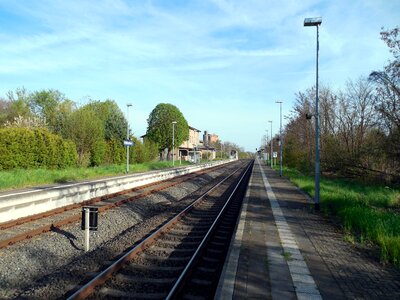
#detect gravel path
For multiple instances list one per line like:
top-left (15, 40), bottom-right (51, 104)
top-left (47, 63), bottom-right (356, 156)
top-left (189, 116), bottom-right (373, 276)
top-left (0, 162), bottom-right (241, 299)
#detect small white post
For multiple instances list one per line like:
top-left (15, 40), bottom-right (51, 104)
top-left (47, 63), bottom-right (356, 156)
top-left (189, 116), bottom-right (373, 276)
top-left (85, 208), bottom-right (90, 252)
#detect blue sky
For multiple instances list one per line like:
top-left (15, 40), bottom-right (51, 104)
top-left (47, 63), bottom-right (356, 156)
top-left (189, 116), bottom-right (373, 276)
top-left (0, 0), bottom-right (399, 151)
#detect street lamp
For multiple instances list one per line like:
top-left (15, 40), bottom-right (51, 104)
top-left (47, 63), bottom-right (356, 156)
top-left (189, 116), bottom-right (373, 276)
top-left (268, 120), bottom-right (273, 168)
top-left (126, 104), bottom-right (132, 173)
top-left (304, 16), bottom-right (322, 211)
top-left (265, 129), bottom-right (269, 162)
top-left (276, 101), bottom-right (283, 177)
top-left (172, 121), bottom-right (177, 166)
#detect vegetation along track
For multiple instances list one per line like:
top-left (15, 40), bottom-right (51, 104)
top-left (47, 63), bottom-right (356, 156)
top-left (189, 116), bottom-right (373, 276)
top-left (66, 159), bottom-right (253, 300)
top-left (0, 163), bottom-right (230, 249)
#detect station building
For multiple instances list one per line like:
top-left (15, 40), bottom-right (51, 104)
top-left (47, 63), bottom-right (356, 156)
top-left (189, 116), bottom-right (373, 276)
top-left (141, 126), bottom-right (218, 162)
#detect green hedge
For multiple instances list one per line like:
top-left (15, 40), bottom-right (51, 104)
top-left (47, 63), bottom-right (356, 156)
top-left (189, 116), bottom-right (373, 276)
top-left (0, 128), bottom-right (77, 170)
top-left (104, 138), bottom-right (125, 165)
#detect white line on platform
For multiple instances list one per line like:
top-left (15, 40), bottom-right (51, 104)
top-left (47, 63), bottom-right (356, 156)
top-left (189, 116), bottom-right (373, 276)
top-left (257, 158), bottom-right (322, 300)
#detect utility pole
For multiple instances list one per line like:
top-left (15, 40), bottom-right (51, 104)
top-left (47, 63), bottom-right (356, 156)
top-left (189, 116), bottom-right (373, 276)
top-left (126, 104), bottom-right (132, 173)
top-left (268, 120), bottom-right (273, 168)
top-left (276, 101), bottom-right (283, 177)
top-left (304, 17), bottom-right (322, 211)
top-left (172, 121), bottom-right (177, 166)
top-left (265, 129), bottom-right (268, 162)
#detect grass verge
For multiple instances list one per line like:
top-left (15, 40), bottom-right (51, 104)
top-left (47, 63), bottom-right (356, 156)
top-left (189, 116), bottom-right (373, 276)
top-left (0, 161), bottom-right (192, 191)
top-left (282, 167), bottom-right (400, 267)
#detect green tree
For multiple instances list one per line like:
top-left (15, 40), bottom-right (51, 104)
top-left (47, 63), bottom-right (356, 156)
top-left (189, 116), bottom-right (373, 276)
top-left (29, 89), bottom-right (61, 129)
top-left (146, 103), bottom-right (189, 159)
top-left (104, 138), bottom-right (125, 164)
top-left (82, 100), bottom-right (127, 165)
top-left (84, 100), bottom-right (127, 141)
top-left (64, 107), bottom-right (104, 166)
top-left (143, 139), bottom-right (159, 162)
top-left (29, 89), bottom-right (74, 134)
top-left (57, 99), bottom-right (75, 136)
top-left (5, 87), bottom-right (32, 122)
top-left (130, 136), bottom-right (145, 163)
top-left (1, 88), bottom-right (75, 134)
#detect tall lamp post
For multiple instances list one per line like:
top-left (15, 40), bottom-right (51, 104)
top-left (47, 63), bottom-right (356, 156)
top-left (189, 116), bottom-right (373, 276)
top-left (265, 129), bottom-right (269, 162)
top-left (276, 101), bottom-right (283, 177)
top-left (172, 121), bottom-right (177, 166)
top-left (304, 16), bottom-right (322, 211)
top-left (268, 120), bottom-right (273, 168)
top-left (126, 104), bottom-right (132, 173)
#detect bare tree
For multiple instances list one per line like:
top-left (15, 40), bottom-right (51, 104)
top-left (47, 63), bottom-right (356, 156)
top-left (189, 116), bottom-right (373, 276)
top-left (369, 27), bottom-right (400, 176)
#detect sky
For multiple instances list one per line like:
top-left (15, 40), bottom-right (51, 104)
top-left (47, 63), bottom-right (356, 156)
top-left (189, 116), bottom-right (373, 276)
top-left (0, 0), bottom-right (399, 151)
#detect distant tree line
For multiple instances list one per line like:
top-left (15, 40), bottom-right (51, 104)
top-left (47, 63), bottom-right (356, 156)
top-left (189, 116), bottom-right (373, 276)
top-left (281, 27), bottom-right (399, 184)
top-left (0, 89), bottom-right (158, 170)
top-left (0, 91), bottom-right (247, 170)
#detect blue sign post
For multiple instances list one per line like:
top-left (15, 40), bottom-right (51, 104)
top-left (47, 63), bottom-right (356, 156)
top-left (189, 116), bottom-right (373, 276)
top-left (123, 140), bottom-right (134, 146)
top-left (124, 140), bottom-right (134, 173)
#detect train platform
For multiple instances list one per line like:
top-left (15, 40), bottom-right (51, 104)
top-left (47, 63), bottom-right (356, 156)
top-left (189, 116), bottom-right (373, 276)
top-left (216, 158), bottom-right (400, 299)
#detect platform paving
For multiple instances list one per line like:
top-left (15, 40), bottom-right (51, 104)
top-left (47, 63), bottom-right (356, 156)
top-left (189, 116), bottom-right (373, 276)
top-left (216, 158), bottom-right (400, 299)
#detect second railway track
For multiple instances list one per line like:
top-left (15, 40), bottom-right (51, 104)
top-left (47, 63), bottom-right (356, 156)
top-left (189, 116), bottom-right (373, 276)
top-left (0, 162), bottom-right (230, 249)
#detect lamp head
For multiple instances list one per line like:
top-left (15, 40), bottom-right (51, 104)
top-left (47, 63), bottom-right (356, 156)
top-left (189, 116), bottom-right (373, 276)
top-left (304, 17), bottom-right (322, 26)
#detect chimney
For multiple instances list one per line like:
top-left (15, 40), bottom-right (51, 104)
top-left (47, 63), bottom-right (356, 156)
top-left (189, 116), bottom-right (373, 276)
top-left (203, 131), bottom-right (208, 146)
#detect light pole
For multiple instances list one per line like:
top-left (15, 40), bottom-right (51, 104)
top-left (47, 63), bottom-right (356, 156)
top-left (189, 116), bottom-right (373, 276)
top-left (268, 120), bottom-right (273, 168)
top-left (276, 101), bottom-right (283, 177)
top-left (265, 129), bottom-right (269, 162)
top-left (126, 104), bottom-right (132, 173)
top-left (304, 17), bottom-right (322, 211)
top-left (172, 121), bottom-right (177, 166)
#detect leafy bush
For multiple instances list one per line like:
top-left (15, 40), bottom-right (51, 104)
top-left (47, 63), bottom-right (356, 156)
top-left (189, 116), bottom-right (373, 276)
top-left (104, 138), bottom-right (125, 164)
top-left (130, 137), bottom-right (159, 164)
top-left (62, 140), bottom-right (78, 167)
top-left (90, 139), bottom-right (107, 166)
top-left (0, 128), bottom-right (77, 170)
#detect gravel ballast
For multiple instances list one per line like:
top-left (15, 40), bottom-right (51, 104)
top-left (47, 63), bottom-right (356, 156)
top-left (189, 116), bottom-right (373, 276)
top-left (0, 162), bottom-right (241, 299)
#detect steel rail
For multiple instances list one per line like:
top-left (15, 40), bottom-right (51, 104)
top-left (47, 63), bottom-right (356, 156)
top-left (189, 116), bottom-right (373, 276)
top-left (66, 163), bottom-right (247, 300)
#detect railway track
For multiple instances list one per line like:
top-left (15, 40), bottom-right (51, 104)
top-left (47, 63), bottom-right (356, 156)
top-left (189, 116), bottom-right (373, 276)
top-left (66, 159), bottom-right (253, 299)
top-left (0, 162), bottom-right (234, 249)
